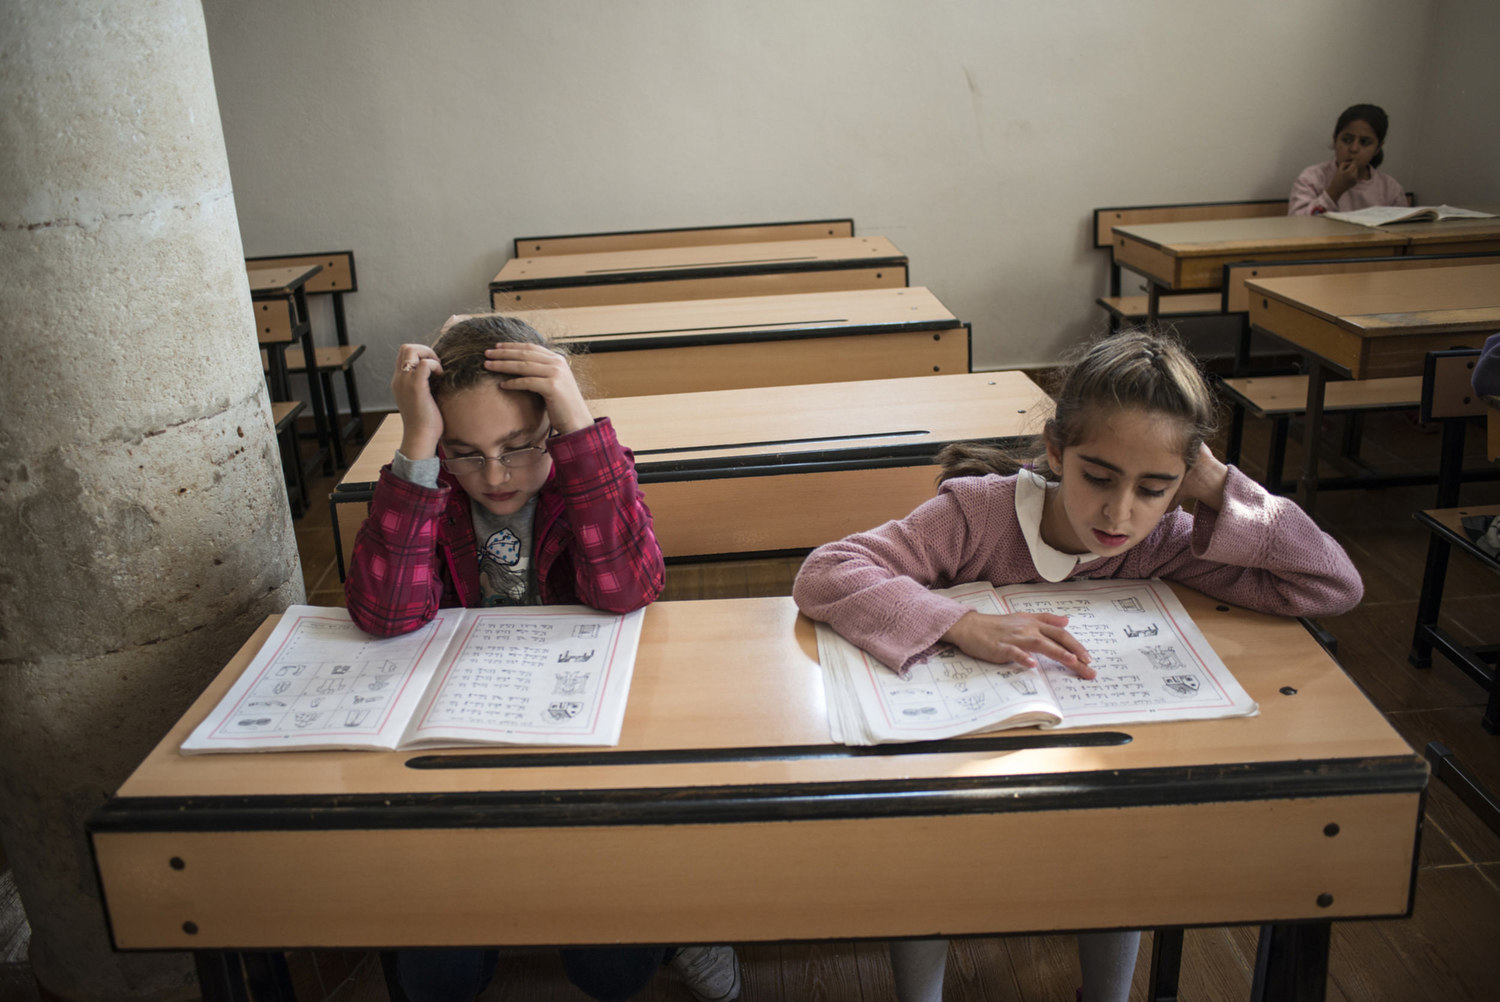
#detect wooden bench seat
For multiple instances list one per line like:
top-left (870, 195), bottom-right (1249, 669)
top-left (283, 343), bottom-right (366, 375)
top-left (1095, 292), bottom-right (1223, 325)
top-left (1218, 374), bottom-right (1422, 492)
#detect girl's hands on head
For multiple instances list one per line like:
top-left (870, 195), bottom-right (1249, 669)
top-left (940, 611), bottom-right (1095, 679)
top-left (1172, 442), bottom-right (1230, 512)
top-left (392, 344), bottom-right (444, 460)
top-left (483, 343), bottom-right (594, 435)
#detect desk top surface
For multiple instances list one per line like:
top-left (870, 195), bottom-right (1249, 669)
top-left (246, 264), bottom-right (322, 297)
top-left (1245, 262), bottom-right (1500, 335)
top-left (601, 370), bottom-right (1049, 466)
top-left (112, 591), bottom-right (1414, 804)
top-left (339, 372), bottom-right (1052, 487)
top-left (1112, 215), bottom-right (1408, 256)
top-left (492, 236), bottom-right (906, 286)
top-left (509, 286), bottom-right (957, 343)
top-left (1394, 205), bottom-right (1500, 244)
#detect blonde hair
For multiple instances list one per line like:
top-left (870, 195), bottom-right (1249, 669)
top-left (937, 329), bottom-right (1218, 484)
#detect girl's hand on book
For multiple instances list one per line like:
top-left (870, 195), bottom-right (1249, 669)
top-left (392, 344), bottom-right (444, 460)
top-left (484, 343), bottom-right (595, 435)
top-left (940, 611), bottom-right (1095, 679)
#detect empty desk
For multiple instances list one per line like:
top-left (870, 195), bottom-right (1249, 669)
top-left (514, 218), bottom-right (854, 256)
top-left (1245, 262), bottom-right (1500, 510)
top-left (1111, 217), bottom-right (1407, 321)
top-left (512, 286), bottom-right (970, 396)
top-left (329, 371), bottom-right (1051, 568)
top-left (489, 236), bottom-right (908, 309)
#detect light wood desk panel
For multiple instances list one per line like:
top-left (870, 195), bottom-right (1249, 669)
top-left (332, 372), bottom-right (1052, 565)
top-left (514, 219), bottom-right (854, 257)
top-left (91, 592), bottom-right (1422, 955)
top-left (512, 287), bottom-right (969, 397)
top-left (490, 237), bottom-right (907, 309)
top-left (1111, 216), bottom-right (1406, 294)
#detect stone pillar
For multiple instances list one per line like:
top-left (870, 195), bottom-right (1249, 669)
top-left (0, 1), bottom-right (305, 998)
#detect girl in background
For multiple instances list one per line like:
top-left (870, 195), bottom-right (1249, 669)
top-left (1289, 103), bottom-right (1406, 216)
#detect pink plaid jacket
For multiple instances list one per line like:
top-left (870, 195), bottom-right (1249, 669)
top-left (344, 418), bottom-right (664, 637)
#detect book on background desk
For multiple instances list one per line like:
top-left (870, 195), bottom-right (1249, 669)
top-left (1325, 204), bottom-right (1497, 227)
top-left (815, 579), bottom-right (1257, 745)
top-left (181, 604), bottom-right (643, 753)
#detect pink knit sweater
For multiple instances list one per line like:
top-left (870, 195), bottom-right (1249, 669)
top-left (792, 467), bottom-right (1363, 671)
top-left (1288, 160), bottom-right (1406, 216)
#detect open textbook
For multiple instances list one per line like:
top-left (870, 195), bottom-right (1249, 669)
top-left (1325, 204), bottom-right (1496, 227)
top-left (815, 579), bottom-right (1257, 745)
top-left (182, 604), bottom-right (643, 753)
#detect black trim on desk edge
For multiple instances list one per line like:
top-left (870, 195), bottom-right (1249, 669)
top-left (635, 448), bottom-right (939, 482)
top-left (87, 755), bottom-right (1428, 834)
top-left (516, 218), bottom-right (855, 245)
top-left (490, 256), bottom-right (908, 293)
top-left (564, 319), bottom-right (963, 353)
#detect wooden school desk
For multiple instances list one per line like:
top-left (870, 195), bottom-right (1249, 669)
top-left (1245, 262), bottom-right (1500, 511)
top-left (1110, 216), bottom-right (1408, 321)
top-left (1393, 207), bottom-right (1500, 256)
top-left (327, 372), bottom-right (1050, 570)
top-left (488, 236), bottom-right (908, 310)
top-left (514, 218), bottom-right (854, 257)
top-left (248, 264), bottom-right (334, 478)
top-left (511, 286), bottom-right (971, 397)
top-left (328, 411), bottom-right (403, 580)
top-left (88, 591), bottom-right (1424, 1001)
top-left (603, 371), bottom-right (1051, 558)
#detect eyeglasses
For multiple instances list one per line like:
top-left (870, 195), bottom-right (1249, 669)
top-left (439, 428), bottom-right (552, 475)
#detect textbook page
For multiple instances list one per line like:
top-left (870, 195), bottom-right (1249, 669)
top-left (816, 582), bottom-right (1063, 744)
top-left (1325, 204), bottom-right (1496, 227)
top-left (990, 579), bottom-right (1256, 729)
top-left (816, 579), bottom-right (1256, 745)
top-left (180, 606), bottom-right (464, 753)
top-left (398, 606), bottom-right (644, 748)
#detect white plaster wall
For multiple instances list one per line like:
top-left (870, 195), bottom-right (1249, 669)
top-left (1410, 0), bottom-right (1500, 205)
top-left (202, 0), bottom-right (1453, 407)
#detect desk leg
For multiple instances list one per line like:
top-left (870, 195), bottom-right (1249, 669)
top-left (1296, 363), bottom-right (1328, 515)
top-left (1249, 922), bottom-right (1330, 1002)
top-left (1148, 927), bottom-right (1183, 1002)
top-left (195, 951), bottom-right (249, 1002)
top-left (1147, 283), bottom-right (1161, 326)
top-left (293, 286), bottom-right (336, 476)
top-left (195, 950), bottom-right (296, 1002)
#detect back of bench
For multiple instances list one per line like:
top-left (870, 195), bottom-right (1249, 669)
top-left (513, 219), bottom-right (855, 257)
top-left (1221, 252), bottom-right (1500, 314)
top-left (1423, 349), bottom-right (1487, 423)
top-left (1092, 199), bottom-right (1288, 250)
top-left (245, 251), bottom-right (358, 296)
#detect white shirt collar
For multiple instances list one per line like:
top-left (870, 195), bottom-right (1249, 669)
top-left (1015, 469), bottom-right (1103, 582)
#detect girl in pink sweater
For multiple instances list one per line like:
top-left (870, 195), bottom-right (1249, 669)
top-left (1289, 103), bottom-right (1407, 216)
top-left (793, 329), bottom-right (1362, 1002)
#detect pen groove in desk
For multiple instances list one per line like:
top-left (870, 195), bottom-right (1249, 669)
top-left (632, 430), bottom-right (929, 457)
top-left (405, 732), bottom-right (1130, 768)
